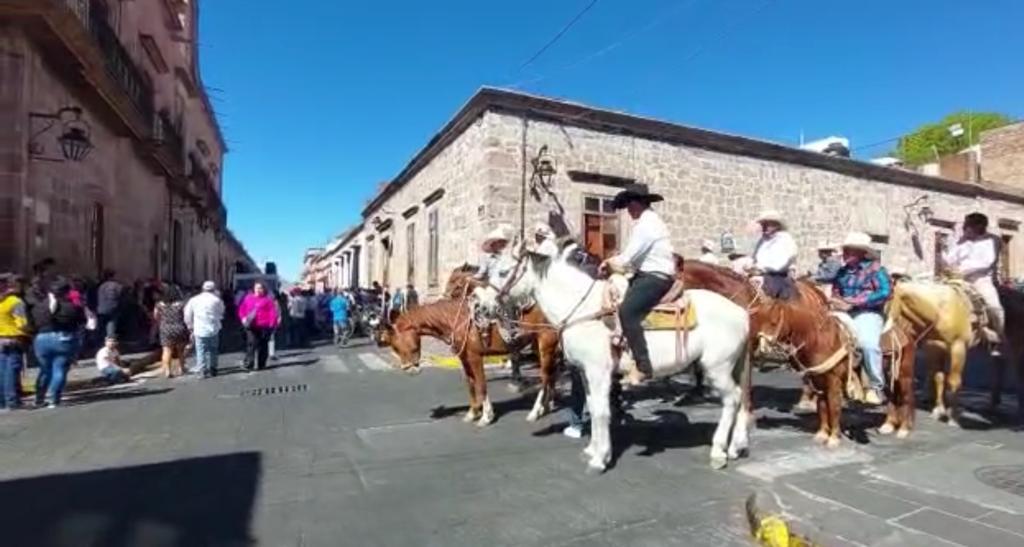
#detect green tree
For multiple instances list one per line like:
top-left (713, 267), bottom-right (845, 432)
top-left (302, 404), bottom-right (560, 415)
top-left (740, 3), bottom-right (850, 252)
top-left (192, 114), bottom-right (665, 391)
top-left (895, 111), bottom-right (1012, 165)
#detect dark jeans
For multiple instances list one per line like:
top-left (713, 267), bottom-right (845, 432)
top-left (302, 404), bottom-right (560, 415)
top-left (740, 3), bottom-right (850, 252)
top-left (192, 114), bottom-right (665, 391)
top-left (763, 271), bottom-right (796, 300)
top-left (619, 272), bottom-right (674, 373)
top-left (566, 366), bottom-right (588, 428)
top-left (288, 320), bottom-right (307, 348)
top-left (0, 345), bottom-right (24, 408)
top-left (244, 327), bottom-right (272, 370)
top-left (34, 331), bottom-right (78, 406)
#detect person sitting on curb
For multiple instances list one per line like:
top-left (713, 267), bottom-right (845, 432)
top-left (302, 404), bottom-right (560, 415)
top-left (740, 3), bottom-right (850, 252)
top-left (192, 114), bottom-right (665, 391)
top-left (95, 336), bottom-right (133, 385)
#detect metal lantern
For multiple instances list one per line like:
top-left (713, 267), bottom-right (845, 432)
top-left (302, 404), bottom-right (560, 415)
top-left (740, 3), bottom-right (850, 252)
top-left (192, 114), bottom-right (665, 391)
top-left (57, 107), bottom-right (93, 161)
top-left (198, 214), bottom-right (210, 232)
top-left (535, 145), bottom-right (557, 186)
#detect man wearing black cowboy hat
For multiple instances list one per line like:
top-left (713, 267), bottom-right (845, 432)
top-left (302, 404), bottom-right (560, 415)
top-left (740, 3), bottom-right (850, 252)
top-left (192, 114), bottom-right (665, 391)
top-left (599, 183), bottom-right (676, 384)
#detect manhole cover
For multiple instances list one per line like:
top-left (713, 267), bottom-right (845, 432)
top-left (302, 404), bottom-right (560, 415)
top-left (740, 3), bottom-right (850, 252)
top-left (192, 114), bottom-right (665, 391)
top-left (241, 384), bottom-right (309, 397)
top-left (974, 465), bottom-right (1024, 497)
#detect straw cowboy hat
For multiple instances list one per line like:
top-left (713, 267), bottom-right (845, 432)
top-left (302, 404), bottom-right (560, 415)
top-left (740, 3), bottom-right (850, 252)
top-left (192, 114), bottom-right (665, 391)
top-left (611, 183), bottom-right (664, 210)
top-left (755, 210), bottom-right (786, 227)
top-left (481, 224), bottom-right (514, 253)
top-left (701, 239), bottom-right (716, 251)
top-left (841, 231), bottom-right (873, 251)
top-left (817, 241), bottom-right (837, 252)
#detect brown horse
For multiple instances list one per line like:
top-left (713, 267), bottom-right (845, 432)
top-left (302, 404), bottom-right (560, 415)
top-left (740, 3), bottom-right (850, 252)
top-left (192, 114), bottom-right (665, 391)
top-left (377, 296), bottom-right (562, 426)
top-left (682, 260), bottom-right (857, 447)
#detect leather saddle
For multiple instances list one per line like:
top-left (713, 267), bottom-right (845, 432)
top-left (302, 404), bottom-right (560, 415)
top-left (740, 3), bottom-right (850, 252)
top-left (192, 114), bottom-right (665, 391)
top-left (605, 277), bottom-right (697, 332)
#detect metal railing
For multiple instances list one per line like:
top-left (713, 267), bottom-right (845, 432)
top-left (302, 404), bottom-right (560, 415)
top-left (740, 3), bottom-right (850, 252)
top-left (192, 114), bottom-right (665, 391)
top-left (59, 0), bottom-right (155, 124)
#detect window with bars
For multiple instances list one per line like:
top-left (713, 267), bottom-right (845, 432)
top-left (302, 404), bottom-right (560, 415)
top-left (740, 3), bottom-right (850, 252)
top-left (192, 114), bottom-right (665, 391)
top-left (582, 195), bottom-right (619, 260)
top-left (428, 209), bottom-right (439, 287)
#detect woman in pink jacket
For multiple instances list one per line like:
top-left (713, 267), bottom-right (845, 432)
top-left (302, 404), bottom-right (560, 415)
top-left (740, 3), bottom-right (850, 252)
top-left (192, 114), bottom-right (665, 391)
top-left (237, 282), bottom-right (280, 371)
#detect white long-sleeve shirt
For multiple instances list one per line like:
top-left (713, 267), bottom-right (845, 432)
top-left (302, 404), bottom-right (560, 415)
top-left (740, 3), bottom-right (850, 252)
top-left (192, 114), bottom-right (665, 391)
top-left (184, 292), bottom-right (225, 338)
top-left (943, 237), bottom-right (998, 280)
top-left (609, 209), bottom-right (675, 276)
top-left (753, 231), bottom-right (798, 273)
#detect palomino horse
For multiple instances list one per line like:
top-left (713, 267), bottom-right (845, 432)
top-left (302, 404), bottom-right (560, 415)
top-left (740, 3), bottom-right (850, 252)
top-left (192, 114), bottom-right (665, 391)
top-left (889, 280), bottom-right (1024, 427)
top-left (480, 244), bottom-right (751, 472)
top-left (682, 260), bottom-right (857, 447)
top-left (377, 298), bottom-right (561, 426)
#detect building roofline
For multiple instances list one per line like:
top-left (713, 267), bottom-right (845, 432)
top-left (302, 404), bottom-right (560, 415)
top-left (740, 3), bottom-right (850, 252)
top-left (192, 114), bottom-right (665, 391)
top-left (362, 87), bottom-right (1024, 215)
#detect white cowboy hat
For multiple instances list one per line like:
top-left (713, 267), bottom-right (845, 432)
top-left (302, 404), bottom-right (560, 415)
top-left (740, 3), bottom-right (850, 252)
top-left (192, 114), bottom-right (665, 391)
top-left (755, 210), bottom-right (786, 227)
top-left (701, 239), bottom-right (716, 251)
top-left (481, 224), bottom-right (514, 252)
top-left (840, 231), bottom-right (873, 251)
top-left (532, 222), bottom-right (554, 239)
top-left (817, 241), bottom-right (837, 251)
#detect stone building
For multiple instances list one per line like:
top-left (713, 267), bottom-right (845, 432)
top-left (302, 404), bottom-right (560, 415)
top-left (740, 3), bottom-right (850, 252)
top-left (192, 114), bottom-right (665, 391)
top-left (316, 88), bottom-right (1024, 297)
top-left (981, 121), bottom-right (1024, 189)
top-left (0, 0), bottom-right (253, 286)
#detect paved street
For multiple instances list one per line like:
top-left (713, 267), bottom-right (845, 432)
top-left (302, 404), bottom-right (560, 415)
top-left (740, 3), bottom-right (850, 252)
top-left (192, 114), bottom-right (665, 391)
top-left (1, 338), bottom-right (1023, 547)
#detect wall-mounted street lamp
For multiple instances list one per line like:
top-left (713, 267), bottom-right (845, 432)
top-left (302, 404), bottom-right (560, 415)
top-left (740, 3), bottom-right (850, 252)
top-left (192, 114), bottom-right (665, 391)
top-left (198, 214), bottom-right (210, 232)
top-left (29, 106), bottom-right (94, 162)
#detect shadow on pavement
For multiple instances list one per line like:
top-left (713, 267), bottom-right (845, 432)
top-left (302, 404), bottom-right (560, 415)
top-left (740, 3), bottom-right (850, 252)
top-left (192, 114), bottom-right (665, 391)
top-left (0, 451), bottom-right (261, 547)
top-left (64, 386), bottom-right (174, 407)
top-left (610, 410), bottom-right (717, 466)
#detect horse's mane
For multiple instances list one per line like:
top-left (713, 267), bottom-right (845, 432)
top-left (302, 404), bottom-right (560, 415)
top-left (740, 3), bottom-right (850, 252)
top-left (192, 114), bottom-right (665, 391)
top-left (453, 263), bottom-right (478, 274)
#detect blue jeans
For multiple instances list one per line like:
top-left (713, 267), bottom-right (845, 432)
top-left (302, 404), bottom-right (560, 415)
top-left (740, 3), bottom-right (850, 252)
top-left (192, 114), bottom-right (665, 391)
top-left (852, 311), bottom-right (885, 391)
top-left (0, 346), bottom-right (24, 408)
top-left (34, 332), bottom-right (78, 406)
top-left (193, 335), bottom-right (219, 376)
top-left (566, 367), bottom-right (589, 429)
top-left (99, 366), bottom-right (128, 384)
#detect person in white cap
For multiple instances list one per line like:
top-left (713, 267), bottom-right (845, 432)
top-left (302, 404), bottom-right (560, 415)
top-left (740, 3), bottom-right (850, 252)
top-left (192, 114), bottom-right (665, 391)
top-left (813, 242), bottom-right (842, 284)
top-left (184, 280), bottom-right (225, 378)
top-left (751, 210), bottom-right (799, 299)
top-left (474, 224), bottom-right (514, 281)
top-left (941, 212), bottom-right (1004, 348)
top-left (532, 222), bottom-right (559, 257)
top-left (831, 232), bottom-right (893, 405)
top-left (697, 239), bottom-right (720, 265)
top-left (599, 183), bottom-right (675, 383)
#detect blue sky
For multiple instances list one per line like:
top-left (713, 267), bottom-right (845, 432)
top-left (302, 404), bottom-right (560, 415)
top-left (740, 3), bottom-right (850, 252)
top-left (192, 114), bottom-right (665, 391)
top-left (200, 0), bottom-right (1024, 281)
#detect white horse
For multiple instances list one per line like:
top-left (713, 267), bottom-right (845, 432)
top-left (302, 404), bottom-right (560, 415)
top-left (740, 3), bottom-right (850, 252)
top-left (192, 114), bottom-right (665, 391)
top-left (478, 244), bottom-right (752, 473)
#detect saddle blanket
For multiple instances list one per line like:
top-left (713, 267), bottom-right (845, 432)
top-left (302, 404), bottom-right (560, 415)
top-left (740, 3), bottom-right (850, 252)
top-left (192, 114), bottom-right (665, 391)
top-left (641, 301), bottom-right (698, 331)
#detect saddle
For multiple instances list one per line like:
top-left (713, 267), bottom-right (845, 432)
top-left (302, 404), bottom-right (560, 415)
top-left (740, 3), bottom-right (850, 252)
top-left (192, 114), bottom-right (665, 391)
top-left (604, 277), bottom-right (698, 332)
top-left (941, 278), bottom-right (993, 345)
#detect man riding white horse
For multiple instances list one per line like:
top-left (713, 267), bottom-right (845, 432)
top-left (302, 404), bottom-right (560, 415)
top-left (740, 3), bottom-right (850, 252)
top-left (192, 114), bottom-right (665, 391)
top-left (941, 212), bottom-right (1004, 351)
top-left (750, 210), bottom-right (799, 300)
top-left (474, 224), bottom-right (515, 282)
top-left (830, 231), bottom-right (893, 406)
top-left (598, 183), bottom-right (676, 385)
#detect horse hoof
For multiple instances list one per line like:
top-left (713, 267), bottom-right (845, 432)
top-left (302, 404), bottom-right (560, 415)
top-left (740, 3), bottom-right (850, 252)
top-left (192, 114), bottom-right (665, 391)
top-left (476, 418), bottom-right (494, 428)
top-left (947, 418), bottom-right (961, 429)
top-left (896, 428), bottom-right (911, 439)
top-left (931, 407), bottom-right (946, 420)
top-left (710, 456), bottom-right (728, 470)
top-left (813, 431), bottom-right (829, 444)
top-left (507, 382), bottom-right (523, 394)
top-left (825, 436), bottom-right (841, 449)
top-left (463, 412), bottom-right (480, 423)
top-left (525, 410), bottom-right (540, 422)
top-left (584, 463), bottom-right (606, 476)
top-left (728, 447), bottom-right (749, 460)
top-left (878, 422), bottom-right (896, 435)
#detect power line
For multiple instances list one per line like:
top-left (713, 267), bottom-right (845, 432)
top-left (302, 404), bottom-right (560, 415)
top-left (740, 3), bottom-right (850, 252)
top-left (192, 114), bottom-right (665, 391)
top-left (508, 0), bottom-right (697, 89)
top-left (517, 0), bottom-right (600, 73)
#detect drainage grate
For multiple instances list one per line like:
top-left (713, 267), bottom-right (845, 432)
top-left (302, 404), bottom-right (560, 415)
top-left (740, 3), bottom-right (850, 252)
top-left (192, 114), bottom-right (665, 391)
top-left (974, 465), bottom-right (1024, 497)
top-left (241, 384), bottom-right (309, 398)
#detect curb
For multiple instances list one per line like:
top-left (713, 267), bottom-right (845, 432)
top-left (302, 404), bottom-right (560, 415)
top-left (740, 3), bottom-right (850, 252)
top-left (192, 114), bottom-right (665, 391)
top-left (426, 354), bottom-right (511, 370)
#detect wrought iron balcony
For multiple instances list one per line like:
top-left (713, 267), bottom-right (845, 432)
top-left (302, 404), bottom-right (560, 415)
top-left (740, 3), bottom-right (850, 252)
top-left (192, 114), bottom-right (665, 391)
top-left (81, 2), bottom-right (155, 124)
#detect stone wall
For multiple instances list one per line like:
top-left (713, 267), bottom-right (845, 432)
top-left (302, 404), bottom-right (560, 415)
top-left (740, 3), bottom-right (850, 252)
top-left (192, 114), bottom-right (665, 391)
top-left (482, 111), bottom-right (1024, 278)
top-left (359, 115), bottom-right (492, 296)
top-left (981, 122), bottom-right (1024, 189)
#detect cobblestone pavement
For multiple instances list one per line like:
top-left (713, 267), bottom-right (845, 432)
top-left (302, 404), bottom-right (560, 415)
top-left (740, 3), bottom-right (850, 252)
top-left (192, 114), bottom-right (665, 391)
top-left (0, 338), bottom-right (1022, 546)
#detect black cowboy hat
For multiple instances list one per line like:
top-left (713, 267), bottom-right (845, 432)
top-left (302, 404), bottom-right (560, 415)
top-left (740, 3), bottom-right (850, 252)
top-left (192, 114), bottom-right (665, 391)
top-left (611, 183), bottom-right (664, 210)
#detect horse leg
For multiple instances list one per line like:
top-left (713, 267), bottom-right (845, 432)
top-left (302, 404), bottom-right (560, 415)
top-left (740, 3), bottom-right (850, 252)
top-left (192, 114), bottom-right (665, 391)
top-left (796, 383), bottom-right (817, 413)
top-left (583, 360), bottom-right (614, 473)
top-left (990, 353), bottom-right (1006, 412)
top-left (825, 369), bottom-right (843, 449)
top-left (880, 351), bottom-right (900, 435)
top-left (460, 357), bottom-right (481, 423)
top-left (930, 346), bottom-right (947, 420)
top-left (471, 353), bottom-right (495, 427)
top-left (526, 339), bottom-right (555, 422)
top-left (813, 380), bottom-right (830, 444)
top-left (708, 362), bottom-right (741, 469)
top-left (896, 348), bottom-right (916, 438)
top-left (945, 340), bottom-right (967, 428)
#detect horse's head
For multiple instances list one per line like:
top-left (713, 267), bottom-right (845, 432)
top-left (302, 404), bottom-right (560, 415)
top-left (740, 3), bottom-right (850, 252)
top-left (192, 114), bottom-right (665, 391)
top-left (381, 320), bottom-right (422, 371)
top-left (444, 264), bottom-right (482, 299)
top-left (484, 242), bottom-right (550, 306)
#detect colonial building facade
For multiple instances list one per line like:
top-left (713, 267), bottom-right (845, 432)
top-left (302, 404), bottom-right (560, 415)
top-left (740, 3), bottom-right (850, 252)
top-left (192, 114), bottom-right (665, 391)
top-left (0, 0), bottom-right (254, 285)
top-left (308, 88), bottom-right (1024, 298)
